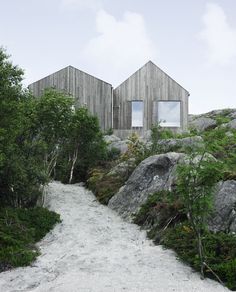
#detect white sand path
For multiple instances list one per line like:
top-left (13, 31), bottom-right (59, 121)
top-left (0, 181), bottom-right (230, 292)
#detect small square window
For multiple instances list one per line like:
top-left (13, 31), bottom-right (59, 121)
top-left (158, 101), bottom-right (181, 127)
top-left (132, 101), bottom-right (143, 127)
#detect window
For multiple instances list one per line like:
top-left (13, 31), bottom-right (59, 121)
top-left (132, 101), bottom-right (143, 127)
top-left (158, 101), bottom-right (181, 127)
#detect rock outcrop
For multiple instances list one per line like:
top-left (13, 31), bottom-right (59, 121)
top-left (156, 136), bottom-right (204, 152)
top-left (208, 180), bottom-right (236, 233)
top-left (189, 117), bottom-right (217, 131)
top-left (104, 135), bottom-right (129, 154)
top-left (107, 159), bottom-right (136, 177)
top-left (104, 134), bottom-right (121, 144)
top-left (226, 119), bottom-right (236, 130)
top-left (189, 108), bottom-right (236, 132)
top-left (108, 152), bottom-right (185, 220)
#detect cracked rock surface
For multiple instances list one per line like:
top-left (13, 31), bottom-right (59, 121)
top-left (109, 152), bottom-right (186, 220)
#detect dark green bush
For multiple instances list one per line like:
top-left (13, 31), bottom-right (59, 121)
top-left (0, 207), bottom-right (60, 270)
top-left (134, 190), bottom-right (185, 229)
top-left (87, 167), bottom-right (128, 205)
top-left (162, 225), bottom-right (236, 290)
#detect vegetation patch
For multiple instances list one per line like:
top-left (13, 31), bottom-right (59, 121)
top-left (133, 190), bottom-right (185, 232)
top-left (134, 194), bottom-right (236, 290)
top-left (87, 166), bottom-right (132, 205)
top-left (162, 225), bottom-right (236, 290)
top-left (203, 127), bottom-right (236, 176)
top-left (0, 207), bottom-right (60, 271)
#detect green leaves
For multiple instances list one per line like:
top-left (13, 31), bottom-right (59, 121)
top-left (176, 151), bottom-right (223, 278)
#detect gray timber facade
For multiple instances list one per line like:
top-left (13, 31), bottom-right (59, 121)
top-left (113, 61), bottom-right (189, 138)
top-left (29, 61), bottom-right (189, 137)
top-left (28, 66), bottom-right (112, 131)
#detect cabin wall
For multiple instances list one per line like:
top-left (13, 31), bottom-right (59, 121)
top-left (67, 67), bottom-right (112, 131)
top-left (113, 62), bottom-right (189, 135)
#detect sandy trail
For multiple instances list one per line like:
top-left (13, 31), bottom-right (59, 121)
top-left (0, 182), bottom-right (229, 292)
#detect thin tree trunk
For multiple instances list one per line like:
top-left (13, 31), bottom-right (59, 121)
top-left (69, 148), bottom-right (78, 184)
top-left (197, 232), bottom-right (204, 279)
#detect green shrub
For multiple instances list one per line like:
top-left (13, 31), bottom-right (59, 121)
top-left (106, 147), bottom-right (121, 161)
top-left (121, 133), bottom-right (148, 165)
top-left (87, 167), bottom-right (128, 205)
top-left (0, 207), bottom-right (60, 270)
top-left (162, 225), bottom-right (236, 290)
top-left (203, 128), bottom-right (236, 174)
top-left (133, 191), bottom-right (186, 240)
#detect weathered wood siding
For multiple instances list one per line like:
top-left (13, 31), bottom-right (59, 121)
top-left (113, 61), bottom-right (189, 134)
top-left (28, 66), bottom-right (112, 131)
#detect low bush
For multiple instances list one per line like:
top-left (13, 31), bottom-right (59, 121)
top-left (87, 167), bottom-right (129, 205)
top-left (0, 207), bottom-right (60, 271)
top-left (162, 225), bottom-right (236, 290)
top-left (133, 191), bottom-right (186, 241)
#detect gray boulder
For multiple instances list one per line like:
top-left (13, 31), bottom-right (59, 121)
top-left (189, 117), bottom-right (217, 131)
top-left (104, 134), bottom-right (121, 144)
top-left (156, 136), bottom-right (204, 152)
top-left (108, 140), bottom-right (129, 154)
top-left (104, 135), bottom-right (129, 154)
top-left (107, 159), bottom-right (136, 177)
top-left (208, 180), bottom-right (236, 233)
top-left (226, 119), bottom-right (236, 130)
top-left (108, 152), bottom-right (185, 220)
top-left (229, 111), bottom-right (236, 119)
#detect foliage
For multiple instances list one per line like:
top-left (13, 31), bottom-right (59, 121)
top-left (215, 116), bottom-right (231, 126)
top-left (104, 128), bottom-right (113, 135)
top-left (134, 189), bottom-right (236, 290)
top-left (150, 123), bottom-right (175, 154)
top-left (134, 190), bottom-right (182, 229)
top-left (203, 127), bottom-right (236, 175)
top-left (0, 207), bottom-right (60, 270)
top-left (0, 48), bottom-right (47, 207)
top-left (55, 107), bottom-right (107, 183)
top-left (162, 225), bottom-right (236, 290)
top-left (121, 133), bottom-right (148, 165)
top-left (176, 152), bottom-right (223, 277)
top-left (133, 191), bottom-right (186, 241)
top-left (34, 89), bottom-right (74, 177)
top-left (87, 165), bottom-right (131, 205)
top-left (0, 47), bottom-right (109, 207)
top-left (106, 147), bottom-right (121, 161)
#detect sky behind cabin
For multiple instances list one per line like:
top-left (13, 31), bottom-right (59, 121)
top-left (1, 0), bottom-right (236, 114)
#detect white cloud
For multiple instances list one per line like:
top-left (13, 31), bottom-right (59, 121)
top-left (61, 0), bottom-right (102, 11)
top-left (199, 3), bottom-right (236, 65)
top-left (82, 9), bottom-right (157, 85)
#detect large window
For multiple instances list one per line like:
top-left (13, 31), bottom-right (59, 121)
top-left (132, 101), bottom-right (143, 127)
top-left (158, 101), bottom-right (181, 127)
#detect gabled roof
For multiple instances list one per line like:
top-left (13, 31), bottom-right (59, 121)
top-left (28, 65), bottom-right (112, 87)
top-left (115, 60), bottom-right (189, 95)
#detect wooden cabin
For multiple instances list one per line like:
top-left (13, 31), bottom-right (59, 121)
top-left (28, 65), bottom-right (113, 131)
top-left (113, 61), bottom-right (189, 138)
top-left (29, 61), bottom-right (189, 137)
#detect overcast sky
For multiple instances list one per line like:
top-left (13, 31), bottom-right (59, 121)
top-left (1, 0), bottom-right (236, 114)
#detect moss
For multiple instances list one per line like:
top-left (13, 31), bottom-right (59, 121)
top-left (0, 207), bottom-right (61, 271)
